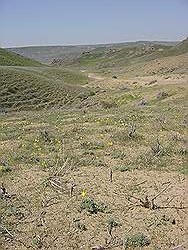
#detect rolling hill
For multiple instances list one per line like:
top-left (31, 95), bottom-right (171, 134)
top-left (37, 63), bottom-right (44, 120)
top-left (0, 47), bottom-right (42, 66)
top-left (7, 41), bottom-right (177, 64)
top-left (0, 66), bottom-right (93, 112)
top-left (67, 39), bottom-right (188, 71)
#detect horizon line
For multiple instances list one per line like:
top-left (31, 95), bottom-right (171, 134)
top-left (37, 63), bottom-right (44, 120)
top-left (1, 39), bottom-right (182, 49)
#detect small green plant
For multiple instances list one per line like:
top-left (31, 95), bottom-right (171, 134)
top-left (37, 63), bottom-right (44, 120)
top-left (123, 233), bottom-right (151, 249)
top-left (73, 219), bottom-right (87, 231)
top-left (111, 150), bottom-right (126, 159)
top-left (80, 198), bottom-right (107, 214)
top-left (32, 235), bottom-right (43, 249)
top-left (107, 218), bottom-right (120, 236)
top-left (94, 158), bottom-right (106, 167)
top-left (107, 218), bottom-right (119, 227)
top-left (0, 165), bottom-right (11, 174)
top-left (116, 165), bottom-right (130, 172)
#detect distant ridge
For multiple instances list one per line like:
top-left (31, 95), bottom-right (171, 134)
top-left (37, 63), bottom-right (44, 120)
top-left (7, 41), bottom-right (178, 64)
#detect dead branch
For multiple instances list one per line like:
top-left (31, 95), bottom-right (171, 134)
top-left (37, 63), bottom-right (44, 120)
top-left (129, 195), bottom-right (155, 209)
top-left (134, 180), bottom-right (147, 186)
top-left (0, 183), bottom-right (11, 199)
top-left (54, 157), bottom-right (69, 176)
top-left (42, 197), bottom-right (61, 208)
top-left (49, 180), bottom-right (63, 194)
top-left (0, 225), bottom-right (14, 238)
top-left (0, 225), bottom-right (35, 249)
top-left (110, 169), bottom-right (113, 182)
top-left (151, 182), bottom-right (171, 201)
top-left (70, 183), bottom-right (76, 197)
top-left (128, 182), bottom-right (172, 209)
top-left (156, 205), bottom-right (188, 210)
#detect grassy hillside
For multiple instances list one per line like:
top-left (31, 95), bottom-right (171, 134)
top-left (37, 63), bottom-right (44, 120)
top-left (7, 41), bottom-right (177, 64)
top-left (7, 45), bottom-right (96, 64)
top-left (67, 39), bottom-right (188, 72)
top-left (0, 66), bottom-right (92, 111)
top-left (0, 48), bottom-right (42, 66)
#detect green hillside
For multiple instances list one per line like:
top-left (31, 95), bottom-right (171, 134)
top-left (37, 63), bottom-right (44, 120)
top-left (68, 39), bottom-right (188, 71)
top-left (0, 48), bottom-right (42, 66)
top-left (7, 41), bottom-right (177, 64)
top-left (0, 67), bottom-right (93, 111)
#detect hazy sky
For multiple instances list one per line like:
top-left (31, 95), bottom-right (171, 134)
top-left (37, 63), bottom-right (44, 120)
top-left (0, 0), bottom-right (187, 47)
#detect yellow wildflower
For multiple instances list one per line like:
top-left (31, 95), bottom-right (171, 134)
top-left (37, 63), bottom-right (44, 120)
top-left (107, 141), bottom-right (113, 146)
top-left (81, 190), bottom-right (87, 198)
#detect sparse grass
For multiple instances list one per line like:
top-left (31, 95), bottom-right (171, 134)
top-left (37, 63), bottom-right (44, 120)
top-left (115, 165), bottom-right (130, 172)
top-left (80, 197), bottom-right (107, 214)
top-left (111, 150), bottom-right (126, 159)
top-left (123, 233), bottom-right (151, 249)
top-left (0, 67), bottom-right (92, 111)
top-left (0, 40), bottom-right (187, 250)
top-left (0, 48), bottom-right (42, 66)
top-left (73, 219), bottom-right (87, 231)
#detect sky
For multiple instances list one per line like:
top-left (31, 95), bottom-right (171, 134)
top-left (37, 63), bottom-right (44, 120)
top-left (0, 0), bottom-right (187, 47)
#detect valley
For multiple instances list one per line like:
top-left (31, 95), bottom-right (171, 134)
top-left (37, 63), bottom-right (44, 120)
top-left (0, 39), bottom-right (188, 250)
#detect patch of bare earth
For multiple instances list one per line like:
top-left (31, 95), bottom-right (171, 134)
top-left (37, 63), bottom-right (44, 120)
top-left (1, 164), bottom-right (187, 250)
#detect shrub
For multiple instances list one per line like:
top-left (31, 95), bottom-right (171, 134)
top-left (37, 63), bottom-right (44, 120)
top-left (107, 218), bottom-right (120, 236)
top-left (115, 165), bottom-right (130, 172)
top-left (123, 233), bottom-right (151, 249)
top-left (80, 198), bottom-right (107, 214)
top-left (107, 218), bottom-right (119, 227)
top-left (111, 150), bottom-right (126, 159)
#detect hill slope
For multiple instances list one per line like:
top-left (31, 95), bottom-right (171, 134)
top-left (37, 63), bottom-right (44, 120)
top-left (0, 48), bottom-right (42, 66)
top-left (7, 45), bottom-right (96, 64)
top-left (69, 40), bottom-right (188, 70)
top-left (7, 41), bottom-right (177, 64)
top-left (0, 66), bottom-right (93, 111)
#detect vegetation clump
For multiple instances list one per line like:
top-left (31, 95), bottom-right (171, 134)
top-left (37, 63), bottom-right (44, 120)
top-left (123, 233), bottom-right (151, 249)
top-left (80, 198), bottom-right (107, 214)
